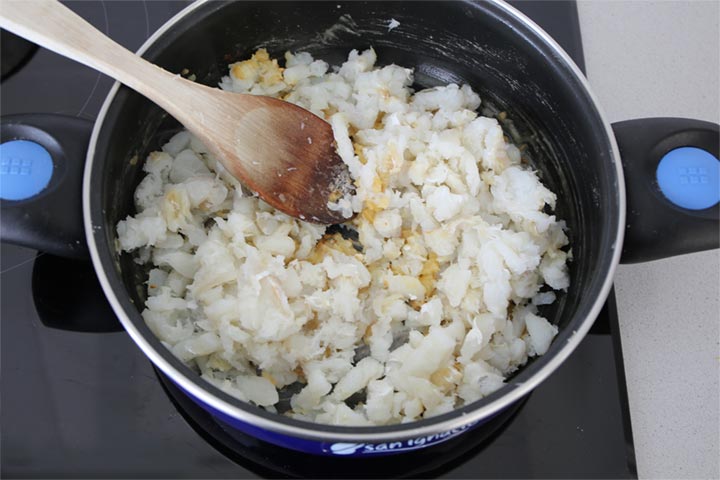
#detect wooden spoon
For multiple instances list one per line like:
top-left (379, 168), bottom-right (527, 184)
top-left (0, 0), bottom-right (353, 224)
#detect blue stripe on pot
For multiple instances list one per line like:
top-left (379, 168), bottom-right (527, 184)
top-left (173, 379), bottom-right (496, 456)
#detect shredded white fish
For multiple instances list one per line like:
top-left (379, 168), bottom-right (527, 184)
top-left (116, 48), bottom-right (569, 426)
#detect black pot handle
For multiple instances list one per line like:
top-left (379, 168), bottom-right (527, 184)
top-left (0, 114), bottom-right (93, 259)
top-left (1, 114), bottom-right (121, 332)
top-left (612, 118), bottom-right (719, 264)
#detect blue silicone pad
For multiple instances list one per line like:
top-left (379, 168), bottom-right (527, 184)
top-left (656, 147), bottom-right (719, 210)
top-left (0, 140), bottom-right (54, 201)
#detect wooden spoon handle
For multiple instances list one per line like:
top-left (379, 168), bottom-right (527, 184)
top-left (0, 0), bottom-right (202, 120)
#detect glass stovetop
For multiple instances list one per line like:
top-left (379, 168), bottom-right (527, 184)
top-left (0, 2), bottom-right (636, 478)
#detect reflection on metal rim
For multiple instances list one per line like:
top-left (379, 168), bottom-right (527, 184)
top-left (83, 0), bottom-right (626, 443)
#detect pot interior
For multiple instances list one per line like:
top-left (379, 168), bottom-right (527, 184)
top-left (89, 0), bottom-right (621, 433)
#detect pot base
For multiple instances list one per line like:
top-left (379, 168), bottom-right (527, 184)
top-left (155, 366), bottom-right (527, 476)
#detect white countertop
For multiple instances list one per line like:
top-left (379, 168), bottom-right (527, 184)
top-left (577, 2), bottom-right (720, 479)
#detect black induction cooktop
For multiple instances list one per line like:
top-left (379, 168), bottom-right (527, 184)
top-left (0, 1), bottom-right (636, 478)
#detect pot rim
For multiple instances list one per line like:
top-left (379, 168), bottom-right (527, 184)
top-left (83, 0), bottom-right (626, 442)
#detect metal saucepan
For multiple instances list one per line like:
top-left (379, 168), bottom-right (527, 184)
top-left (1, 0), bottom-right (717, 456)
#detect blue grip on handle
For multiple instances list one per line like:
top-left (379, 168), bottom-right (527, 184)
top-left (656, 147), bottom-right (719, 210)
top-left (0, 140), bottom-right (54, 201)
